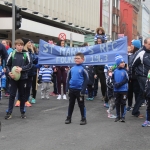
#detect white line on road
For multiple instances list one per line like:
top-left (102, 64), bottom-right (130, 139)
top-left (43, 105), bottom-right (68, 112)
top-left (43, 103), bottom-right (77, 112)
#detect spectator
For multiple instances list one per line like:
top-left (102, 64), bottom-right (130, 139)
top-left (55, 40), bottom-right (69, 100)
top-left (94, 27), bottom-right (107, 43)
top-left (94, 37), bottom-right (108, 107)
top-left (131, 38), bottom-right (150, 118)
top-left (127, 40), bottom-right (141, 111)
top-left (1, 40), bottom-right (13, 97)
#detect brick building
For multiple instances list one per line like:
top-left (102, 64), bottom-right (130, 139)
top-left (120, 0), bottom-right (139, 45)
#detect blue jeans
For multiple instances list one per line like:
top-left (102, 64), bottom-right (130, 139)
top-left (132, 76), bottom-right (147, 116)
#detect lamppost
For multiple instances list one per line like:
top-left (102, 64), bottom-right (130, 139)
top-left (12, 0), bottom-right (15, 47)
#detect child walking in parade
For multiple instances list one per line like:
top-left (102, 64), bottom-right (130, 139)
top-left (85, 65), bottom-right (95, 101)
top-left (5, 39), bottom-right (31, 119)
top-left (38, 65), bottom-right (53, 99)
top-left (65, 53), bottom-right (89, 125)
top-left (112, 54), bottom-right (129, 122)
top-left (142, 70), bottom-right (150, 127)
top-left (106, 69), bottom-right (116, 118)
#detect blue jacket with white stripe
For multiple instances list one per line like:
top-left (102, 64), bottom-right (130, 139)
top-left (112, 68), bottom-right (128, 92)
top-left (66, 64), bottom-right (89, 94)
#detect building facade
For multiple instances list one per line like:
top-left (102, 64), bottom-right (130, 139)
top-left (0, 0), bottom-right (100, 45)
top-left (138, 4), bottom-right (150, 43)
top-left (120, 0), bottom-right (139, 45)
top-left (101, 0), bottom-right (120, 41)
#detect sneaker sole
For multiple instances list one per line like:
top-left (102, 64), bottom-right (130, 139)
top-left (21, 117), bottom-right (26, 119)
top-left (80, 122), bottom-right (87, 125)
top-left (5, 116), bottom-right (12, 120)
top-left (65, 122), bottom-right (71, 124)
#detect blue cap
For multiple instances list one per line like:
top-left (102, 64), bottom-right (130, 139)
top-left (115, 54), bottom-right (124, 66)
top-left (132, 40), bottom-right (141, 49)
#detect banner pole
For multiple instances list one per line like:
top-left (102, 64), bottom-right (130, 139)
top-left (70, 33), bottom-right (72, 47)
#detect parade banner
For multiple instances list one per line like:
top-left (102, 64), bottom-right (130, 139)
top-left (38, 37), bottom-right (128, 65)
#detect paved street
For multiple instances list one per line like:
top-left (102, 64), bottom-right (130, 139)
top-left (0, 86), bottom-right (150, 150)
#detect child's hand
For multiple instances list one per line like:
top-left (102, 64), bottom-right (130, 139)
top-left (108, 72), bottom-right (112, 76)
top-left (9, 72), bottom-right (15, 79)
top-left (15, 66), bottom-right (22, 73)
top-left (3, 68), bottom-right (6, 73)
top-left (54, 68), bottom-right (57, 72)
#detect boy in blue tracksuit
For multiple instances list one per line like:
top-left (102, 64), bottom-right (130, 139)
top-left (65, 53), bottom-right (89, 125)
top-left (112, 54), bottom-right (129, 122)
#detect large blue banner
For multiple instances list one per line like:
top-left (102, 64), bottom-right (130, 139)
top-left (38, 37), bottom-right (128, 65)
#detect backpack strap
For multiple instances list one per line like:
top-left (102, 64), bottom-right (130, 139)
top-left (23, 52), bottom-right (27, 61)
top-left (12, 50), bottom-right (27, 62)
top-left (11, 50), bottom-right (16, 61)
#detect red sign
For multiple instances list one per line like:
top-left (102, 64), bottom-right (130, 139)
top-left (58, 33), bottom-right (66, 40)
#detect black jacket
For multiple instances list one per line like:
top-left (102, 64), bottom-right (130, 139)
top-left (85, 66), bottom-right (94, 85)
top-left (6, 50), bottom-right (32, 80)
top-left (27, 49), bottom-right (38, 77)
top-left (0, 43), bottom-right (8, 67)
top-left (94, 65), bottom-right (105, 75)
top-left (132, 47), bottom-right (150, 77)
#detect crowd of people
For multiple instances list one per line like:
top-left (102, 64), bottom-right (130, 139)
top-left (0, 26), bottom-right (150, 127)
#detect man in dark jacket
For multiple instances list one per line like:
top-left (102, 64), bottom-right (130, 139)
top-left (131, 38), bottom-right (150, 117)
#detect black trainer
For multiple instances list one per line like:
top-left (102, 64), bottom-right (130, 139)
top-left (21, 113), bottom-right (26, 119)
top-left (120, 117), bottom-right (125, 122)
top-left (80, 117), bottom-right (87, 125)
top-left (65, 117), bottom-right (71, 124)
top-left (5, 113), bottom-right (12, 120)
top-left (114, 117), bottom-right (120, 122)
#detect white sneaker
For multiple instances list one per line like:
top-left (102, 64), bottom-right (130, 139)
top-left (106, 109), bottom-right (110, 114)
top-left (63, 94), bottom-right (67, 100)
top-left (57, 94), bottom-right (61, 100)
top-left (41, 96), bottom-right (44, 99)
top-left (108, 114), bottom-right (116, 118)
top-left (46, 96), bottom-right (50, 99)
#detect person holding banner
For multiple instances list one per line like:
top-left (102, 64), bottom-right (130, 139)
top-left (56, 40), bottom-right (69, 100)
top-left (94, 37), bottom-right (109, 107)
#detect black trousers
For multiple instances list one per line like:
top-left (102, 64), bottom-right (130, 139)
top-left (5, 76), bottom-right (10, 94)
top-left (52, 74), bottom-right (58, 94)
top-left (128, 79), bottom-right (140, 107)
top-left (67, 89), bottom-right (86, 118)
top-left (146, 98), bottom-right (150, 121)
top-left (114, 92), bottom-right (127, 118)
top-left (87, 85), bottom-right (93, 98)
top-left (32, 75), bottom-right (37, 99)
top-left (94, 73), bottom-right (108, 102)
top-left (132, 76), bottom-right (147, 116)
top-left (26, 76), bottom-right (33, 101)
top-left (8, 79), bottom-right (27, 114)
